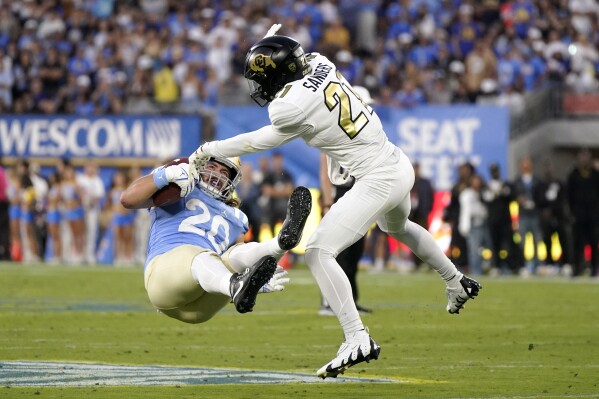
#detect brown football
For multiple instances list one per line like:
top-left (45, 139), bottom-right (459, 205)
top-left (152, 157), bottom-right (189, 206)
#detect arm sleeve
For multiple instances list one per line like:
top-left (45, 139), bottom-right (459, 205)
top-left (202, 125), bottom-right (293, 158)
top-left (202, 101), bottom-right (313, 159)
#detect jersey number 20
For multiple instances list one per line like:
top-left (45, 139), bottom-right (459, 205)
top-left (178, 198), bottom-right (230, 254)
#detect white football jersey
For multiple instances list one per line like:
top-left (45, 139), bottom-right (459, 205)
top-left (203, 53), bottom-right (397, 182)
top-left (269, 53), bottom-right (396, 181)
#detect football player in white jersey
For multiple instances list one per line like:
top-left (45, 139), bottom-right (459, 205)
top-left (120, 155), bottom-right (311, 323)
top-left (188, 27), bottom-right (482, 378)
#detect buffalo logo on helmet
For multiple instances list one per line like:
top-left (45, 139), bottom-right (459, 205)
top-left (249, 54), bottom-right (276, 72)
top-left (288, 63), bottom-right (296, 73)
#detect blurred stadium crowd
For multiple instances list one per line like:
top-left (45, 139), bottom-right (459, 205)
top-left (1, 149), bottom-right (598, 279)
top-left (0, 0), bottom-right (599, 116)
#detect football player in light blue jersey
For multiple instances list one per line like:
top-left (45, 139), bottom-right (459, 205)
top-left (121, 155), bottom-right (311, 323)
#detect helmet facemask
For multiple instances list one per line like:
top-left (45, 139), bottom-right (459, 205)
top-left (198, 158), bottom-right (242, 202)
top-left (246, 74), bottom-right (274, 107)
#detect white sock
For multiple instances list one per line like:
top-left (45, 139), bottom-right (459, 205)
top-left (305, 247), bottom-right (364, 336)
top-left (191, 252), bottom-right (232, 296)
top-left (394, 220), bottom-right (463, 288)
top-left (227, 239), bottom-right (284, 273)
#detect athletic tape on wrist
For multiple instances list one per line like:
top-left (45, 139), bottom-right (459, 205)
top-left (153, 168), bottom-right (168, 189)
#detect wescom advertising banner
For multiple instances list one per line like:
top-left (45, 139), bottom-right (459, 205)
top-left (0, 115), bottom-right (201, 161)
top-left (0, 106), bottom-right (508, 189)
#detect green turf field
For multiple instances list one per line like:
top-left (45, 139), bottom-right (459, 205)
top-left (1, 262), bottom-right (598, 399)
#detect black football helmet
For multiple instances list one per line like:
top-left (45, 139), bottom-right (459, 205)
top-left (244, 35), bottom-right (312, 106)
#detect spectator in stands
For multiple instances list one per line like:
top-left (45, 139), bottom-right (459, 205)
top-left (67, 46), bottom-right (93, 78)
top-left (482, 163), bottom-right (520, 275)
top-left (206, 35), bottom-right (233, 84)
top-left (128, 166), bottom-right (151, 265)
top-left (0, 0), bottom-right (597, 111)
top-left (179, 67), bottom-right (204, 114)
top-left (109, 169), bottom-right (135, 266)
top-left (464, 39), bottom-right (497, 101)
top-left (60, 163), bottom-right (85, 264)
top-left (39, 47), bottom-right (65, 97)
top-left (11, 50), bottom-right (37, 103)
top-left (459, 173), bottom-right (490, 276)
top-left (285, 16), bottom-right (312, 52)
top-left (569, 0), bottom-right (597, 36)
top-left (513, 156), bottom-right (544, 276)
top-left (408, 35), bottom-right (437, 70)
top-left (0, 5), bottom-right (19, 40)
top-left (444, 162), bottom-right (475, 270)
top-left (567, 148), bottom-right (599, 277)
top-left (509, 0), bottom-right (539, 39)
top-left (6, 167), bottom-right (22, 262)
top-left (544, 31), bottom-right (570, 84)
top-left (496, 84), bottom-right (526, 118)
top-left (322, 17), bottom-right (351, 51)
top-left (30, 78), bottom-right (57, 114)
top-left (0, 48), bottom-right (14, 111)
top-left (396, 78), bottom-right (426, 108)
top-left (18, 161), bottom-right (39, 263)
top-left (45, 172), bottom-right (62, 264)
top-left (261, 152), bottom-right (295, 238)
top-left (28, 163), bottom-right (48, 261)
top-left (335, 50), bottom-right (360, 85)
top-left (237, 162), bottom-right (263, 243)
top-left (426, 75), bottom-right (453, 104)
top-left (354, 2), bottom-right (378, 53)
top-left (450, 4), bottom-right (481, 59)
top-left (73, 89), bottom-right (95, 115)
top-left (78, 162), bottom-right (106, 265)
top-left (538, 159), bottom-right (571, 274)
top-left (565, 33), bottom-right (599, 93)
top-left (152, 62), bottom-right (179, 105)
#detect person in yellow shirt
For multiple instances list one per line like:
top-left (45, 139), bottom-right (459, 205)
top-left (153, 63), bottom-right (179, 103)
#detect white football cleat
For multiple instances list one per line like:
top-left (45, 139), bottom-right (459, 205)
top-left (316, 329), bottom-right (381, 379)
top-left (446, 275), bottom-right (482, 314)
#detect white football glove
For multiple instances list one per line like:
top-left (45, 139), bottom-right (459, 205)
top-left (188, 145), bottom-right (211, 181)
top-left (259, 265), bottom-right (289, 294)
top-left (264, 23), bottom-right (282, 38)
top-left (164, 162), bottom-right (197, 197)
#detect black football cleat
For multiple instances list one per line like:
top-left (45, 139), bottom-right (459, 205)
top-left (230, 256), bottom-right (277, 313)
top-left (278, 186), bottom-right (312, 250)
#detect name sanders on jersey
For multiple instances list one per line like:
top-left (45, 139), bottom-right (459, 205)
top-left (302, 63), bottom-right (333, 92)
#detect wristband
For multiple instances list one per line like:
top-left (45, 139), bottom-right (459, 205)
top-left (153, 168), bottom-right (169, 189)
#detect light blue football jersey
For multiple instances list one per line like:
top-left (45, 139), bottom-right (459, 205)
top-left (145, 187), bottom-right (248, 268)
